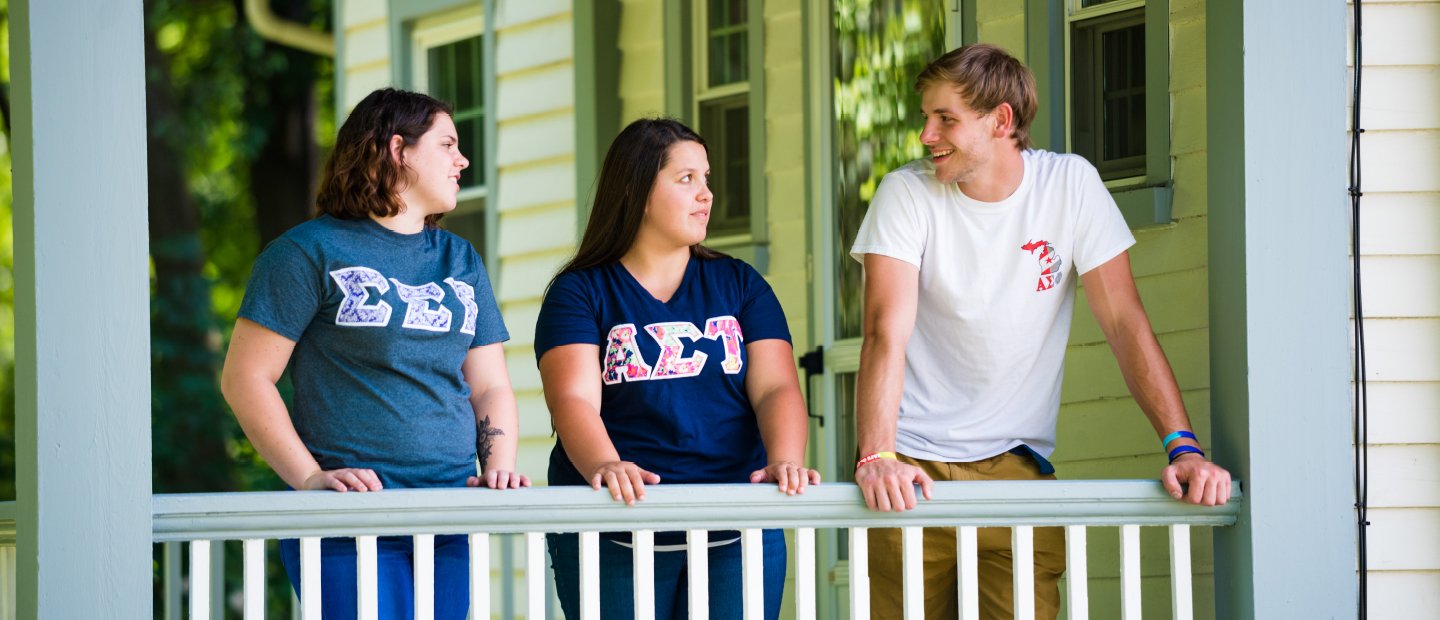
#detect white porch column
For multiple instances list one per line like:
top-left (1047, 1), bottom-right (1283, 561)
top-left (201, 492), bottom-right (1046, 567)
top-left (1207, 1), bottom-right (1354, 618)
top-left (11, 0), bottom-right (152, 617)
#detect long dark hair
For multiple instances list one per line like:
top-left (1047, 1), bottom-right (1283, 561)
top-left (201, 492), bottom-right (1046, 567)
top-left (315, 88), bottom-right (455, 227)
top-left (555, 118), bottom-right (726, 279)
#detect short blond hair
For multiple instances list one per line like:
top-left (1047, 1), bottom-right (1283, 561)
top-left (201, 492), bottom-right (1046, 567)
top-left (915, 44), bottom-right (1038, 150)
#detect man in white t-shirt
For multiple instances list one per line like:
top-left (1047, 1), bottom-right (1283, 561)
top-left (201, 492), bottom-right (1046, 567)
top-left (850, 44), bottom-right (1232, 619)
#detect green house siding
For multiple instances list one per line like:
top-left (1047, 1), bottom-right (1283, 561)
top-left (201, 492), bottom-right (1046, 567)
top-left (490, 0), bottom-right (579, 482)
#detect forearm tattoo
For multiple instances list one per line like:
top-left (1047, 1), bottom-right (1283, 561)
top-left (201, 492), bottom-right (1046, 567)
top-left (477, 416), bottom-right (506, 469)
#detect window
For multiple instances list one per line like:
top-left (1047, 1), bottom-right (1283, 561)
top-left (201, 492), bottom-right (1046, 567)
top-left (412, 11), bottom-right (488, 253)
top-left (1063, 0), bottom-right (1173, 226)
top-left (1069, 0), bottom-right (1147, 182)
top-left (692, 0), bottom-right (755, 239)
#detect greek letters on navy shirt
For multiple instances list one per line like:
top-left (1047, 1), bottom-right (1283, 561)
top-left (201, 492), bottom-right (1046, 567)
top-left (535, 256), bottom-right (792, 488)
top-left (237, 215), bottom-right (508, 489)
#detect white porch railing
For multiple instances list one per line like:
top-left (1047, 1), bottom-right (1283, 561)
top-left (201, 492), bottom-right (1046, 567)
top-left (0, 480), bottom-right (1242, 618)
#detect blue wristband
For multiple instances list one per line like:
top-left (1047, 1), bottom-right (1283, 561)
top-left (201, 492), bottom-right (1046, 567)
top-left (1161, 430), bottom-right (1198, 449)
top-left (1168, 445), bottom-right (1205, 463)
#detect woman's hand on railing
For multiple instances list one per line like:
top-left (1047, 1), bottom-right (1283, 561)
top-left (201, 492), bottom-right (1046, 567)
top-left (466, 470), bottom-right (533, 490)
top-left (750, 461), bottom-right (821, 496)
top-left (302, 468), bottom-right (383, 492)
top-left (588, 461), bottom-right (661, 505)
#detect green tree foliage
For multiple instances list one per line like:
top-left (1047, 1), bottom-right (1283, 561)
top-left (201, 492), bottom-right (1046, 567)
top-left (143, 0), bottom-right (332, 495)
top-left (832, 0), bottom-right (946, 339)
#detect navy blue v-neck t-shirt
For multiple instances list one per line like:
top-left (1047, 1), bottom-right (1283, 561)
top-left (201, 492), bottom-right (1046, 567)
top-left (535, 256), bottom-right (792, 487)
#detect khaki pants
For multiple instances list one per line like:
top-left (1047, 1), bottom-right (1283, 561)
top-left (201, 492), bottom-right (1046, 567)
top-left (868, 452), bottom-right (1066, 620)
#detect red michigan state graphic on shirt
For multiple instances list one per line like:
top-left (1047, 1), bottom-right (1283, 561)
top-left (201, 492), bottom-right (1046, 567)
top-left (1022, 239), bottom-right (1063, 291)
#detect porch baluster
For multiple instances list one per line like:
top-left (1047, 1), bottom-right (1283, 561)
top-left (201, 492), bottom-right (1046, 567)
top-left (164, 542), bottom-right (182, 620)
top-left (849, 527), bottom-right (869, 620)
top-left (1064, 525), bottom-right (1088, 620)
top-left (634, 529), bottom-right (656, 620)
top-left (687, 529), bottom-right (709, 619)
top-left (741, 528), bottom-right (763, 620)
top-left (1170, 525), bottom-right (1193, 620)
top-left (413, 534), bottom-right (435, 619)
top-left (357, 535), bottom-right (378, 620)
top-left (957, 526), bottom-right (979, 620)
top-left (1013, 526), bottom-right (1036, 620)
top-left (469, 534), bottom-right (490, 619)
top-left (525, 532), bottom-right (546, 618)
top-left (190, 540), bottom-right (210, 620)
top-left (580, 531), bottom-right (601, 620)
top-left (901, 526), bottom-right (924, 620)
top-left (300, 537), bottom-right (322, 619)
top-left (796, 527), bottom-right (816, 620)
top-left (1119, 525), bottom-right (1141, 619)
top-left (243, 539), bottom-right (264, 620)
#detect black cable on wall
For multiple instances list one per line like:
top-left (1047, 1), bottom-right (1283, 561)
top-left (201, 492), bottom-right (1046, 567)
top-left (1347, 0), bottom-right (1370, 617)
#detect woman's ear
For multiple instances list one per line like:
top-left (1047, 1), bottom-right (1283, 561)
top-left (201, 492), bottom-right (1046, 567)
top-left (388, 134), bottom-right (407, 165)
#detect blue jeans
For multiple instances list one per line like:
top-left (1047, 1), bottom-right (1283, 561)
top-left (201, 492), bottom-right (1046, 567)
top-left (279, 535), bottom-right (470, 620)
top-left (548, 529), bottom-right (786, 620)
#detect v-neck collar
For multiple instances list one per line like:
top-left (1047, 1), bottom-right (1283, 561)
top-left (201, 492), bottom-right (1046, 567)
top-left (617, 256), bottom-right (696, 306)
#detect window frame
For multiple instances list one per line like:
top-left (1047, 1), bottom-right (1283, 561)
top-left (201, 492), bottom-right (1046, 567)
top-left (665, 0), bottom-right (769, 270)
top-left (411, 10), bottom-right (488, 208)
top-left (1061, 0), bottom-right (1173, 227)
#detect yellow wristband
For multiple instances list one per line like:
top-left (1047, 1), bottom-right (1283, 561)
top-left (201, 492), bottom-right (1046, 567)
top-left (856, 451), bottom-right (898, 469)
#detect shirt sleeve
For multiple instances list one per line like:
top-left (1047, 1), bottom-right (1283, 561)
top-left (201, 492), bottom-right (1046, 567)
top-left (848, 171), bottom-right (929, 268)
top-left (1071, 160), bottom-right (1137, 274)
top-left (236, 238), bottom-right (323, 342)
top-left (736, 260), bottom-right (792, 344)
top-left (534, 271), bottom-right (602, 360)
top-left (468, 249), bottom-right (510, 348)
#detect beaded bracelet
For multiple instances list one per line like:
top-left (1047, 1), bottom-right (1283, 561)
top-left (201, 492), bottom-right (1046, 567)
top-left (1160, 430), bottom-right (1198, 449)
top-left (856, 451), bottom-right (898, 469)
top-left (1167, 445), bottom-right (1205, 463)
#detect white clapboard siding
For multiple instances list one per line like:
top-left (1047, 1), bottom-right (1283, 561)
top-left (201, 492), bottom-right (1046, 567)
top-left (1366, 382), bottom-right (1440, 444)
top-left (1355, 6), bottom-right (1440, 610)
top-left (1358, 193), bottom-right (1440, 255)
top-left (1366, 507), bottom-right (1440, 571)
top-left (1359, 319), bottom-right (1440, 382)
top-left (1360, 256), bottom-right (1440, 318)
top-left (1357, 2), bottom-right (1440, 67)
top-left (340, 0), bottom-right (391, 111)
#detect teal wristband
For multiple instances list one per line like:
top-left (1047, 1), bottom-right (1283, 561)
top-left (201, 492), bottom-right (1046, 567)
top-left (1161, 430), bottom-right (1198, 449)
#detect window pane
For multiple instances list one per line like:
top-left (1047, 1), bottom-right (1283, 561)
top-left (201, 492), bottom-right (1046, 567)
top-left (427, 35), bottom-right (486, 189)
top-left (442, 203), bottom-right (486, 256)
top-left (699, 96), bottom-right (750, 237)
top-left (1071, 10), bottom-right (1145, 180)
top-left (833, 0), bottom-right (946, 339)
top-left (1101, 23), bottom-right (1145, 162)
top-left (708, 0), bottom-right (748, 87)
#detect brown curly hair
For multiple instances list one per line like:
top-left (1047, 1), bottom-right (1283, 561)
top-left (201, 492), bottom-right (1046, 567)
top-left (316, 88), bottom-right (455, 227)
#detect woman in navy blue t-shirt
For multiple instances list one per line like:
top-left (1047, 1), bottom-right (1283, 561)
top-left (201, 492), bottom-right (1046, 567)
top-left (536, 118), bottom-right (819, 619)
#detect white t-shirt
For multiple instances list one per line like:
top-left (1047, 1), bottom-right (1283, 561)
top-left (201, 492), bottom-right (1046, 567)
top-left (849, 149), bottom-right (1135, 462)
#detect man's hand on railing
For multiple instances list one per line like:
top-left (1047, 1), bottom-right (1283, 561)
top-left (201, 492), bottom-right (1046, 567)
top-left (854, 459), bottom-right (934, 512)
top-left (465, 470), bottom-right (532, 490)
top-left (750, 461), bottom-right (822, 496)
top-left (1162, 454), bottom-right (1233, 506)
top-left (302, 468), bottom-right (383, 492)
top-left (588, 461), bottom-right (662, 505)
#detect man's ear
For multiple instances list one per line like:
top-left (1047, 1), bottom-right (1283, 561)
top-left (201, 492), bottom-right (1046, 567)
top-left (388, 134), bottom-right (407, 165)
top-left (991, 103), bottom-right (1016, 139)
